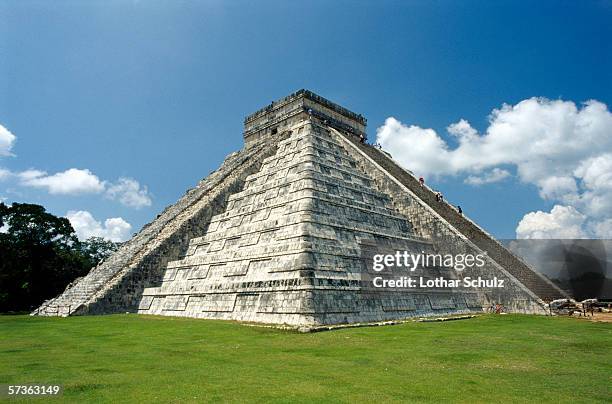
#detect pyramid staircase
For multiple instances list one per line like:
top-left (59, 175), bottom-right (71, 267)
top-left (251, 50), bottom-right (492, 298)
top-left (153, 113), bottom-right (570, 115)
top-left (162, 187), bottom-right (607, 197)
top-left (34, 89), bottom-right (561, 325)
top-left (34, 138), bottom-right (279, 316)
top-left (135, 120), bottom-right (550, 326)
top-left (336, 129), bottom-right (567, 302)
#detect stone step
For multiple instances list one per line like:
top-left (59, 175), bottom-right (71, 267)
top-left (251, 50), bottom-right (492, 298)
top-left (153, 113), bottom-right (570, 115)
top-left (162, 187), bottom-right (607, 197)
top-left (340, 132), bottom-right (566, 301)
top-left (33, 136), bottom-right (278, 317)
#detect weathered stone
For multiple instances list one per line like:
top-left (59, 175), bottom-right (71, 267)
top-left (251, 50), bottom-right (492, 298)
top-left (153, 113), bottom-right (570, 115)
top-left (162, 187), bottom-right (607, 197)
top-left (34, 90), bottom-right (567, 326)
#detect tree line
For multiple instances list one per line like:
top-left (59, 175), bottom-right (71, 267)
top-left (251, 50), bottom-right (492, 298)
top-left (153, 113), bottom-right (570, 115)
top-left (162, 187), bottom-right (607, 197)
top-left (0, 202), bottom-right (119, 313)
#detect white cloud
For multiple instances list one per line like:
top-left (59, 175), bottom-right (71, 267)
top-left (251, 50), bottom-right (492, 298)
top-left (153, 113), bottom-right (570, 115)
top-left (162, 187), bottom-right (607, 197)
top-left (447, 119), bottom-right (478, 142)
top-left (516, 205), bottom-right (587, 239)
top-left (0, 168), bottom-right (11, 181)
top-left (536, 176), bottom-right (577, 200)
top-left (377, 98), bottom-right (612, 239)
top-left (591, 219), bottom-right (612, 238)
top-left (572, 154), bottom-right (612, 217)
top-left (66, 210), bottom-right (132, 242)
top-left (464, 168), bottom-right (511, 185)
top-left (574, 154), bottom-right (612, 191)
top-left (16, 169), bottom-right (152, 208)
top-left (105, 177), bottom-right (152, 209)
top-left (0, 124), bottom-right (16, 157)
top-left (18, 169), bottom-right (46, 181)
top-left (378, 99), bottom-right (612, 181)
top-left (0, 125), bottom-right (152, 209)
top-left (377, 118), bottom-right (453, 176)
top-left (20, 168), bottom-right (105, 195)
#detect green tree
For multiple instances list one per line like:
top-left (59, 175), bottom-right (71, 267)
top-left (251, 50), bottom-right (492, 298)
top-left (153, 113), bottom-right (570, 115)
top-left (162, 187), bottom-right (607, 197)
top-left (79, 237), bottom-right (120, 265)
top-left (0, 203), bottom-right (116, 312)
top-left (0, 203), bottom-right (77, 247)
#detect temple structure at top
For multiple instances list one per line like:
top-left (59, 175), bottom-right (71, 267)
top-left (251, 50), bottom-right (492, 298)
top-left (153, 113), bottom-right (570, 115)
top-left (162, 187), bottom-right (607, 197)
top-left (243, 89), bottom-right (366, 146)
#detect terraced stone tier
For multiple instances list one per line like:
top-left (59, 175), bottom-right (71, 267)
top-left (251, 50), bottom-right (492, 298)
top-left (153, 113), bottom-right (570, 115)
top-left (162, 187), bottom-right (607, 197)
top-left (35, 89), bottom-right (558, 325)
top-left (33, 136), bottom-right (281, 316)
top-left (137, 121), bottom-right (547, 327)
top-left (335, 128), bottom-right (567, 302)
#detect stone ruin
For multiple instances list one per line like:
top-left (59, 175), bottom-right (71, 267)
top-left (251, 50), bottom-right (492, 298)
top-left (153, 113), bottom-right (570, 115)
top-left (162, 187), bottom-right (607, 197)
top-left (34, 90), bottom-right (567, 327)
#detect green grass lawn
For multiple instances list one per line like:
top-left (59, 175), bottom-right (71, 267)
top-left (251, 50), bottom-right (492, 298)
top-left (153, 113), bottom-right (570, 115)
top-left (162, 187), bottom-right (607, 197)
top-left (1, 314), bottom-right (610, 403)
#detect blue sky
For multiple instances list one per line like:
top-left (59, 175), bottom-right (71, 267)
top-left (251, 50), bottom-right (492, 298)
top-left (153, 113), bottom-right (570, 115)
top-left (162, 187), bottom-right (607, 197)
top-left (0, 0), bottom-right (611, 240)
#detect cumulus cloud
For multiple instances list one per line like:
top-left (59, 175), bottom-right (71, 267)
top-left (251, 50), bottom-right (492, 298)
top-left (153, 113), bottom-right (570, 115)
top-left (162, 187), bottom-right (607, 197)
top-left (66, 210), bottom-right (132, 242)
top-left (377, 98), bottom-right (612, 238)
top-left (15, 167), bottom-right (152, 208)
top-left (377, 118), bottom-right (453, 176)
top-left (378, 99), bottom-right (612, 180)
top-left (516, 205), bottom-right (587, 239)
top-left (536, 176), bottom-right (578, 201)
top-left (572, 153), bottom-right (612, 217)
top-left (592, 219), bottom-right (612, 238)
top-left (105, 177), bottom-right (152, 209)
top-left (448, 119), bottom-right (478, 142)
top-left (0, 124), bottom-right (16, 157)
top-left (464, 168), bottom-right (511, 186)
top-left (19, 168), bottom-right (105, 195)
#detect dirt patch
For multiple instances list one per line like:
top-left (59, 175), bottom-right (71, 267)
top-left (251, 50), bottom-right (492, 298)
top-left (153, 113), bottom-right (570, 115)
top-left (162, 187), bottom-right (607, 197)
top-left (569, 312), bottom-right (612, 323)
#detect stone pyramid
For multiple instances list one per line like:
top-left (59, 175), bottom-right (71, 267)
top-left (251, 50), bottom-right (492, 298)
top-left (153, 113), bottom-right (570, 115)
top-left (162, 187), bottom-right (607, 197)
top-left (35, 90), bottom-right (566, 327)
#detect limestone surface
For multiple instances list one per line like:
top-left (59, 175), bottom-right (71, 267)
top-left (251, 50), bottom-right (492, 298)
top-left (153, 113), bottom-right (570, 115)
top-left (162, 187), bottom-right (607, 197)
top-left (34, 90), bottom-right (566, 326)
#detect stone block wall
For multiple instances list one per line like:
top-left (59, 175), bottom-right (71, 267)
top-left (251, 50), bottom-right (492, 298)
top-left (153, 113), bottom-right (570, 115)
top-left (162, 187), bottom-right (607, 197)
top-left (136, 121), bottom-right (548, 327)
top-left (35, 89), bottom-right (559, 325)
top-left (332, 126), bottom-right (562, 306)
top-left (34, 136), bottom-right (280, 316)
